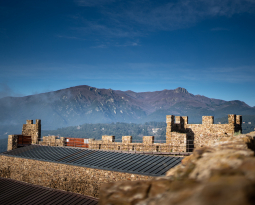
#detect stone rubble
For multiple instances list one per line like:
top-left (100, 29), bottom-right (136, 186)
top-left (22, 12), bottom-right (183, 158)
top-left (99, 132), bottom-right (255, 205)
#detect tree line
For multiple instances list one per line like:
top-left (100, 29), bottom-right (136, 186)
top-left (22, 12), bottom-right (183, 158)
top-left (42, 122), bottom-right (167, 142)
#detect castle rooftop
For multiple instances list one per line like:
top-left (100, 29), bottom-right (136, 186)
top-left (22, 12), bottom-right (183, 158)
top-left (1, 145), bottom-right (182, 177)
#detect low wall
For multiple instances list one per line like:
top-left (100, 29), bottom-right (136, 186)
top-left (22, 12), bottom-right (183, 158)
top-left (88, 141), bottom-right (186, 153)
top-left (0, 155), bottom-right (153, 198)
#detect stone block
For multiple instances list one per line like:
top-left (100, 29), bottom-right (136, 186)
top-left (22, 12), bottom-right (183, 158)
top-left (143, 136), bottom-right (154, 144)
top-left (202, 116), bottom-right (214, 125)
top-left (122, 136), bottom-right (132, 143)
top-left (228, 114), bottom-right (236, 124)
top-left (102, 136), bottom-right (115, 143)
top-left (7, 135), bottom-right (18, 151)
top-left (26, 120), bottom-right (33, 124)
top-left (166, 115), bottom-right (174, 124)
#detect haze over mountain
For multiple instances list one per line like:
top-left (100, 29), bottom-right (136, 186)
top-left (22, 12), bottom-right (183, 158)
top-left (0, 85), bottom-right (254, 130)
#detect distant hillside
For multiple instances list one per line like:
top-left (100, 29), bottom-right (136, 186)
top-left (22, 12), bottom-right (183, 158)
top-left (42, 115), bottom-right (255, 142)
top-left (0, 85), bottom-right (254, 136)
top-left (42, 122), bottom-right (167, 141)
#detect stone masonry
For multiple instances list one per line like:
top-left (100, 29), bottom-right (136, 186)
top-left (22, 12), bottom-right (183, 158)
top-left (0, 155), bottom-right (153, 198)
top-left (39, 136), bottom-right (65, 146)
top-left (7, 114), bottom-right (243, 153)
top-left (22, 119), bottom-right (41, 144)
top-left (166, 114), bottom-right (242, 151)
top-left (7, 135), bottom-right (18, 151)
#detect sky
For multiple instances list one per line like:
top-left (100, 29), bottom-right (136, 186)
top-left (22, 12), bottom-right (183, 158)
top-left (0, 0), bottom-right (255, 106)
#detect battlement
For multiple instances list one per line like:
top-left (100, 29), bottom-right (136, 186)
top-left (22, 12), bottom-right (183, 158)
top-left (22, 119), bottom-right (41, 144)
top-left (7, 115), bottom-right (242, 153)
top-left (166, 114), bottom-right (242, 149)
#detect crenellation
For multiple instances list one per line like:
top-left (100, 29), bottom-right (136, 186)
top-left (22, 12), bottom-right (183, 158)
top-left (39, 135), bottom-right (65, 146)
top-left (143, 136), bottom-right (154, 144)
top-left (22, 119), bottom-right (41, 144)
top-left (228, 114), bottom-right (236, 124)
top-left (202, 116), bottom-right (214, 124)
top-left (166, 114), bottom-right (242, 151)
top-left (26, 120), bottom-right (33, 124)
top-left (7, 135), bottom-right (18, 151)
top-left (182, 116), bottom-right (188, 126)
top-left (236, 115), bottom-right (242, 125)
top-left (7, 114), bottom-right (243, 154)
top-left (102, 135), bottom-right (115, 143)
top-left (122, 136), bottom-right (132, 143)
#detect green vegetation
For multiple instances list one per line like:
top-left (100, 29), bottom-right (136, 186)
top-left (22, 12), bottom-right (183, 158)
top-left (42, 115), bottom-right (255, 142)
top-left (42, 122), bottom-right (167, 142)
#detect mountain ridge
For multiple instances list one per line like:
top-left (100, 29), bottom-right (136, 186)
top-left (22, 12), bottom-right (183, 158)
top-left (0, 85), bottom-right (254, 130)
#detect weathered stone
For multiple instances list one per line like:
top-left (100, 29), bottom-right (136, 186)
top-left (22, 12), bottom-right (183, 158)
top-left (22, 119), bottom-right (41, 144)
top-left (99, 180), bottom-right (151, 205)
top-left (0, 155), bottom-right (153, 198)
top-left (100, 131), bottom-right (255, 204)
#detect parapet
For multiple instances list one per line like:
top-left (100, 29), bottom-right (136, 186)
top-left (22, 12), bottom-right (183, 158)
top-left (143, 136), bottom-right (154, 144)
top-left (122, 136), bottom-right (132, 143)
top-left (22, 119), bottom-right (41, 144)
top-left (102, 135), bottom-right (115, 143)
top-left (26, 120), bottom-right (33, 124)
top-left (202, 116), bottom-right (214, 125)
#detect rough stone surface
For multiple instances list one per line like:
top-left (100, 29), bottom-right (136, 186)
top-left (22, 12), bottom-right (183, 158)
top-left (0, 155), bottom-right (153, 198)
top-left (39, 136), bottom-right (65, 146)
top-left (166, 114), bottom-right (242, 151)
top-left (21, 119), bottom-right (41, 144)
top-left (88, 114), bottom-right (242, 153)
top-left (7, 135), bottom-right (18, 151)
top-left (99, 132), bottom-right (255, 205)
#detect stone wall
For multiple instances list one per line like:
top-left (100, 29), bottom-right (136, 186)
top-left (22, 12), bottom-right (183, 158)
top-left (7, 135), bottom-right (18, 151)
top-left (22, 119), bottom-right (41, 144)
top-left (88, 135), bottom-right (183, 153)
top-left (166, 114), bottom-right (242, 150)
top-left (39, 136), bottom-right (65, 146)
top-left (99, 132), bottom-right (255, 205)
top-left (7, 115), bottom-right (242, 154)
top-left (0, 155), bottom-right (153, 198)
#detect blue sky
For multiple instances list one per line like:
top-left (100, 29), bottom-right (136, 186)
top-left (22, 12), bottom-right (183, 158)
top-left (0, 0), bottom-right (255, 106)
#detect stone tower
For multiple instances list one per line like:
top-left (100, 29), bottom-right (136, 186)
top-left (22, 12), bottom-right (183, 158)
top-left (22, 119), bottom-right (41, 144)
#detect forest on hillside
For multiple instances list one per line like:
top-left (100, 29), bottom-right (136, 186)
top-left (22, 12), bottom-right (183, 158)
top-left (42, 122), bottom-right (167, 142)
top-left (42, 116), bottom-right (255, 141)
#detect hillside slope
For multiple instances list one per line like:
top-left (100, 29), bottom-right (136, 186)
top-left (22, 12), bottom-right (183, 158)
top-left (0, 85), bottom-right (254, 131)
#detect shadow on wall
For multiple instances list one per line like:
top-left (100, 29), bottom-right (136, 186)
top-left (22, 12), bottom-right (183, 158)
top-left (186, 129), bottom-right (194, 152)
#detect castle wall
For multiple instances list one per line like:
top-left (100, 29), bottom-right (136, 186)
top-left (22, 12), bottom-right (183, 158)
top-left (7, 135), bottom-right (18, 151)
top-left (7, 114), bottom-right (242, 153)
top-left (88, 141), bottom-right (179, 152)
top-left (0, 155), bottom-right (153, 198)
top-left (88, 135), bottom-right (180, 153)
top-left (166, 114), bottom-right (242, 149)
top-left (39, 136), bottom-right (65, 146)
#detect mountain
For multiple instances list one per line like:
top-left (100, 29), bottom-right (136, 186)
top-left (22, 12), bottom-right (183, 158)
top-left (0, 85), bottom-right (254, 133)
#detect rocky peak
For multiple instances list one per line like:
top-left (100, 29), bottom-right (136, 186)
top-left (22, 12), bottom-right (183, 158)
top-left (174, 87), bottom-right (188, 94)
